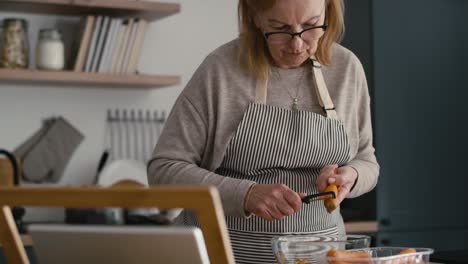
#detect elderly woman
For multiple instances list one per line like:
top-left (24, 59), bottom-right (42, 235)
top-left (148, 0), bottom-right (379, 262)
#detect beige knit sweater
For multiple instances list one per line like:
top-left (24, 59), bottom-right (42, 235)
top-left (148, 39), bottom-right (379, 218)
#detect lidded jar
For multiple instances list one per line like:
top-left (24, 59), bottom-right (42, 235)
top-left (36, 29), bottom-right (64, 70)
top-left (1, 18), bottom-right (29, 69)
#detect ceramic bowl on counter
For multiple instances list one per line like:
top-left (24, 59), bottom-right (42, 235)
top-left (271, 234), bottom-right (371, 264)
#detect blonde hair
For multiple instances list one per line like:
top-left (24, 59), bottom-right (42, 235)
top-left (238, 0), bottom-right (345, 80)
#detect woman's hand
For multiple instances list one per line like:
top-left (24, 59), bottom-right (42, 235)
top-left (244, 184), bottom-right (304, 221)
top-left (316, 164), bottom-right (358, 205)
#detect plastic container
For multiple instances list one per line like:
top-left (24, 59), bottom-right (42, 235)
top-left (327, 247), bottom-right (434, 264)
top-left (271, 234), bottom-right (371, 264)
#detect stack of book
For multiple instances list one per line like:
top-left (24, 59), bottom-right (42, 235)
top-left (73, 15), bottom-right (148, 74)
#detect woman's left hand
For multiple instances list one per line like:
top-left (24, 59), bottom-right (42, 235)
top-left (316, 165), bottom-right (358, 205)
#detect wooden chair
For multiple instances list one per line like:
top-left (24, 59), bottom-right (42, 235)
top-left (0, 184), bottom-right (235, 264)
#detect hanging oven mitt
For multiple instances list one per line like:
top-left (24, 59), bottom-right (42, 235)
top-left (14, 117), bottom-right (84, 183)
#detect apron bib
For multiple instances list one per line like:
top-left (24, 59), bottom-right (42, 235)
top-left (216, 59), bottom-right (351, 263)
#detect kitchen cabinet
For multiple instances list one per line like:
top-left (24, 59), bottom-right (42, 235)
top-left (379, 229), bottom-right (468, 252)
top-left (342, 0), bottom-right (468, 251)
top-left (340, 0), bottom-right (376, 224)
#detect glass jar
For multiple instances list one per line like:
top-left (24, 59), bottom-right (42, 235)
top-left (36, 29), bottom-right (64, 70)
top-left (1, 18), bottom-right (29, 69)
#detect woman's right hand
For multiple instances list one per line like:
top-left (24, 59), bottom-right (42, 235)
top-left (244, 184), bottom-right (303, 221)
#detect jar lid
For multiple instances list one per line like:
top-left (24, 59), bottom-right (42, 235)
top-left (3, 18), bottom-right (28, 28)
top-left (39, 29), bottom-right (62, 41)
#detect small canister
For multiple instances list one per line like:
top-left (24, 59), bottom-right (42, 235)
top-left (0, 18), bottom-right (29, 69)
top-left (36, 28), bottom-right (64, 70)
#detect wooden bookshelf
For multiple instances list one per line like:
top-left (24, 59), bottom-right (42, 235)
top-left (0, 0), bottom-right (181, 88)
top-left (0, 69), bottom-right (180, 88)
top-left (0, 0), bottom-right (180, 21)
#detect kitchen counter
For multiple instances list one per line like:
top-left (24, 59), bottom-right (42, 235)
top-left (344, 221), bottom-right (378, 233)
top-left (1, 233), bottom-right (444, 264)
top-left (0, 234), bottom-right (33, 247)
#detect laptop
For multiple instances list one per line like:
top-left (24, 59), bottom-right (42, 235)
top-left (28, 224), bottom-right (210, 264)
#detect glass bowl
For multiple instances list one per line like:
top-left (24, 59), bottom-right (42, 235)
top-left (327, 247), bottom-right (434, 264)
top-left (271, 234), bottom-right (371, 264)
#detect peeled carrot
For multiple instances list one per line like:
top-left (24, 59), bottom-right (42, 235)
top-left (399, 248), bottom-right (417, 255)
top-left (327, 249), bottom-right (371, 258)
top-left (323, 184), bottom-right (339, 213)
top-left (295, 257), bottom-right (308, 264)
top-left (398, 248), bottom-right (417, 264)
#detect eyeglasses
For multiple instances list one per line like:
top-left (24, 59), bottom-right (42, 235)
top-left (263, 25), bottom-right (327, 44)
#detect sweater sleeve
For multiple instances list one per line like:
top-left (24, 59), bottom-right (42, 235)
top-left (147, 56), bottom-right (256, 217)
top-left (346, 59), bottom-right (380, 198)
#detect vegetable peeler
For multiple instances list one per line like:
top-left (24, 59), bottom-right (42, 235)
top-left (301, 190), bottom-right (336, 204)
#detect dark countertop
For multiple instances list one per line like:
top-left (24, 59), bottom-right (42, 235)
top-left (431, 250), bottom-right (468, 264)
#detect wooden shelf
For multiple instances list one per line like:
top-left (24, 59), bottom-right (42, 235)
top-left (0, 0), bottom-right (180, 21)
top-left (0, 69), bottom-right (180, 88)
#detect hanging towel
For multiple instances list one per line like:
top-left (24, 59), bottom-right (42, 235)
top-left (14, 117), bottom-right (84, 183)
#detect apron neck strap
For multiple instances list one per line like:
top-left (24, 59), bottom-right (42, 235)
top-left (255, 77), bottom-right (268, 105)
top-left (254, 58), bottom-right (338, 119)
top-left (310, 57), bottom-right (338, 119)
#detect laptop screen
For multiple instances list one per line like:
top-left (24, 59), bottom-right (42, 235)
top-left (28, 224), bottom-right (210, 264)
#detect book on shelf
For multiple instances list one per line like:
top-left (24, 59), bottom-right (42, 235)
top-left (110, 21), bottom-right (128, 73)
top-left (98, 18), bottom-right (122, 73)
top-left (73, 15), bottom-right (95, 72)
top-left (74, 15), bottom-right (148, 75)
top-left (126, 19), bottom-right (147, 74)
top-left (96, 17), bottom-right (116, 73)
top-left (120, 18), bottom-right (139, 74)
top-left (91, 16), bottom-right (110, 72)
top-left (113, 18), bottom-right (134, 74)
top-left (84, 15), bottom-right (103, 72)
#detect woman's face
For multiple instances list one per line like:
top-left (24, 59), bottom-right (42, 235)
top-left (254, 0), bottom-right (326, 69)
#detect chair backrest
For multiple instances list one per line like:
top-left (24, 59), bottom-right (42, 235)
top-left (0, 184), bottom-right (235, 264)
top-left (0, 149), bottom-right (20, 187)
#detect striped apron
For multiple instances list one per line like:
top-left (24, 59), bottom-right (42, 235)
top-left (215, 59), bottom-right (351, 263)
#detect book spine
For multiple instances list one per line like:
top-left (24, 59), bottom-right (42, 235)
top-left (73, 15), bottom-right (95, 72)
top-left (84, 15), bottom-right (103, 73)
top-left (91, 16), bottom-right (111, 72)
top-left (109, 20), bottom-right (127, 74)
top-left (119, 18), bottom-right (139, 74)
top-left (98, 18), bottom-right (119, 73)
top-left (114, 18), bottom-right (134, 74)
top-left (126, 19), bottom-right (148, 74)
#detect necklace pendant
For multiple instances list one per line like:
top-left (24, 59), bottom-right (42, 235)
top-left (292, 98), bottom-right (299, 111)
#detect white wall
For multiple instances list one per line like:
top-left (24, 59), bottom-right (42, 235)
top-left (0, 0), bottom-right (238, 220)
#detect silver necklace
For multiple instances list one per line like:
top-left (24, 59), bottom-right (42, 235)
top-left (274, 65), bottom-right (307, 111)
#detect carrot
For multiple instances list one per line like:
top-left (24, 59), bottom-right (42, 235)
top-left (327, 250), bottom-right (370, 264)
top-left (398, 248), bottom-right (418, 264)
top-left (399, 248), bottom-right (417, 255)
top-left (327, 249), bottom-right (370, 258)
top-left (295, 257), bottom-right (308, 264)
top-left (323, 184), bottom-right (339, 213)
